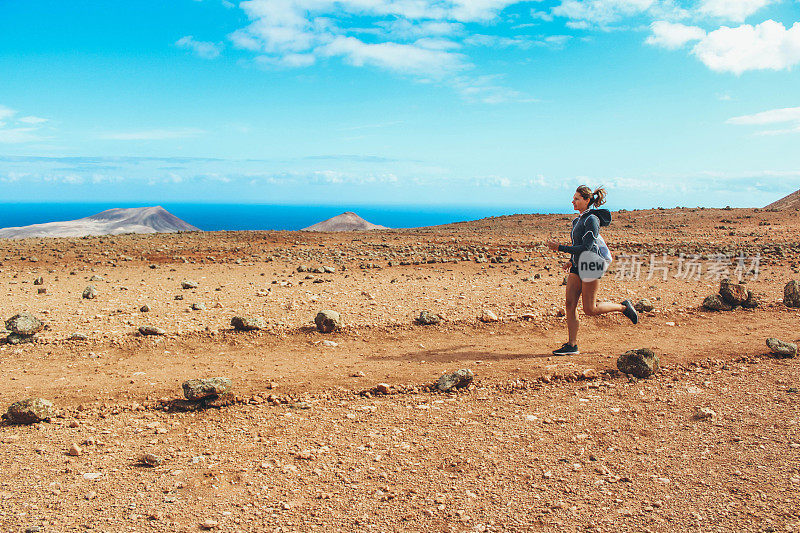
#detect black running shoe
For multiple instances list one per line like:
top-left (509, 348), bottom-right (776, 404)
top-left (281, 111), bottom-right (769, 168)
top-left (621, 299), bottom-right (639, 324)
top-left (552, 343), bottom-right (579, 356)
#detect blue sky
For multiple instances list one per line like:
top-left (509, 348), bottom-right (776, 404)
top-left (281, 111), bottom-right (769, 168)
top-left (0, 0), bottom-right (798, 209)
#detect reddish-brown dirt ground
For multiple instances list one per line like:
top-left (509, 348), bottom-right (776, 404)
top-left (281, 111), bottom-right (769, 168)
top-left (0, 206), bottom-right (799, 532)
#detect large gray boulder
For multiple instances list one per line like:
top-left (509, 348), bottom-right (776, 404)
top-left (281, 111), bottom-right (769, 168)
top-left (5, 313), bottom-right (44, 336)
top-left (437, 369), bottom-right (474, 392)
top-left (766, 338), bottom-right (797, 358)
top-left (617, 348), bottom-right (660, 379)
top-left (182, 377), bottom-right (233, 401)
top-left (785, 280), bottom-right (800, 308)
top-left (5, 398), bottom-right (56, 424)
top-left (315, 310), bottom-right (341, 333)
top-left (231, 315), bottom-right (264, 331)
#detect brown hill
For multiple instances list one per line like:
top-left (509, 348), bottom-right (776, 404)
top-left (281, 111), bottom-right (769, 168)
top-left (764, 188), bottom-right (800, 210)
top-left (302, 211), bottom-right (388, 231)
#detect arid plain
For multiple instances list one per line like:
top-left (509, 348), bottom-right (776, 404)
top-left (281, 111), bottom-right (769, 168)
top-left (1, 206), bottom-right (799, 532)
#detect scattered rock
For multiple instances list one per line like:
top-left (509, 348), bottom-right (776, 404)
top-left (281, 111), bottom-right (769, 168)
top-left (415, 311), bottom-right (441, 326)
top-left (617, 348), bottom-right (660, 379)
top-left (693, 407), bottom-right (716, 421)
top-left (140, 453), bottom-right (163, 467)
top-left (5, 313), bottom-right (44, 336)
top-left (702, 294), bottom-right (732, 311)
top-left (200, 519), bottom-right (219, 530)
top-left (89, 275), bottom-right (104, 282)
top-left (33, 276), bottom-right (44, 285)
top-left (191, 302), bottom-right (206, 311)
top-left (634, 298), bottom-right (654, 313)
top-left (67, 443), bottom-right (82, 457)
top-left (784, 280), bottom-right (800, 308)
top-left (741, 291), bottom-right (760, 308)
top-left (231, 315), bottom-right (264, 331)
top-left (6, 333), bottom-right (36, 345)
top-left (437, 369), bottom-right (474, 392)
top-left (315, 310), bottom-right (341, 333)
top-left (140, 304), bottom-right (150, 312)
top-left (82, 285), bottom-right (98, 299)
top-left (376, 383), bottom-right (392, 394)
top-left (181, 280), bottom-right (198, 289)
top-left (4, 398), bottom-right (56, 424)
top-left (766, 338), bottom-right (797, 358)
top-left (138, 325), bottom-right (165, 336)
top-left (68, 333), bottom-right (88, 341)
top-left (719, 278), bottom-right (749, 306)
top-left (182, 377), bottom-right (233, 401)
top-left (480, 309), bottom-right (499, 323)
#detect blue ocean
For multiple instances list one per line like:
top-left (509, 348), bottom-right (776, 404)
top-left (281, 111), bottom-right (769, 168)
top-left (0, 203), bottom-right (558, 232)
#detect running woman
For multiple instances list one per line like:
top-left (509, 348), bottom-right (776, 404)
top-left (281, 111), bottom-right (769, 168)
top-left (546, 185), bottom-right (638, 356)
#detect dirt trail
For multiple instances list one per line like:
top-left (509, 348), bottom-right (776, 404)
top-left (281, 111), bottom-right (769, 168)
top-left (2, 307), bottom-right (797, 408)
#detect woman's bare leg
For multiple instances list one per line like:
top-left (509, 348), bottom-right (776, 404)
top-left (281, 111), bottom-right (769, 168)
top-left (581, 279), bottom-right (625, 316)
top-left (565, 273), bottom-right (582, 345)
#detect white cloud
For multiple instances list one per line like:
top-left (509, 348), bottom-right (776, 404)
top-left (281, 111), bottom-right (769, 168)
top-left (727, 106), bottom-right (800, 125)
top-left (320, 36), bottom-right (467, 77)
top-left (0, 105), bottom-right (16, 121)
top-left (0, 105), bottom-right (49, 143)
top-left (18, 116), bottom-right (48, 124)
top-left (176, 36), bottom-right (222, 59)
top-left (98, 128), bottom-right (207, 141)
top-left (692, 20), bottom-right (800, 74)
top-left (697, 0), bottom-right (773, 22)
top-left (552, 0), bottom-right (654, 26)
top-left (0, 127), bottom-right (41, 144)
top-left (727, 106), bottom-right (800, 135)
top-left (646, 21), bottom-right (706, 49)
top-left (229, 0), bottom-right (527, 99)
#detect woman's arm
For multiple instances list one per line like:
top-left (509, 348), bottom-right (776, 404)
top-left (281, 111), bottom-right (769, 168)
top-left (557, 215), bottom-right (599, 255)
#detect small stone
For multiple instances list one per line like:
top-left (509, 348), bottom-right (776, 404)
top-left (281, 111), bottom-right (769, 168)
top-left (140, 305), bottom-right (150, 312)
top-left (68, 333), bottom-right (88, 341)
top-left (702, 294), bottom-right (731, 311)
top-left (138, 325), bottom-right (165, 336)
top-left (200, 519), bottom-right (218, 530)
top-left (784, 280), bottom-right (800, 308)
top-left (634, 298), bottom-right (654, 313)
top-left (480, 309), bottom-right (499, 323)
top-left (89, 275), bottom-right (104, 282)
top-left (437, 369), bottom-right (474, 392)
top-left (140, 453), bottom-right (163, 467)
top-left (719, 278), bottom-right (749, 306)
top-left (315, 310), bottom-right (341, 333)
top-left (33, 277), bottom-right (44, 285)
top-left (766, 338), bottom-right (797, 358)
top-left (376, 383), bottom-right (391, 394)
top-left (693, 407), bottom-right (716, 420)
top-left (191, 302), bottom-right (206, 311)
top-left (5, 313), bottom-right (44, 336)
top-left (6, 333), bottom-right (35, 345)
top-left (231, 315), bottom-right (264, 331)
top-left (181, 280), bottom-right (198, 289)
top-left (5, 398), bottom-right (56, 424)
top-left (415, 310), bottom-right (441, 326)
top-left (68, 443), bottom-right (82, 456)
top-left (617, 348), bottom-right (660, 379)
top-left (182, 377), bottom-right (233, 401)
top-left (82, 285), bottom-right (98, 299)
